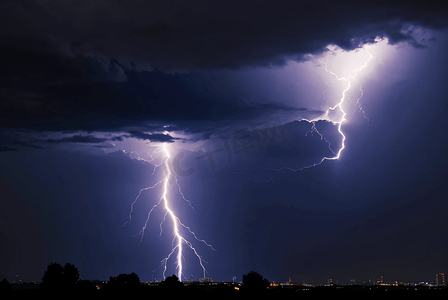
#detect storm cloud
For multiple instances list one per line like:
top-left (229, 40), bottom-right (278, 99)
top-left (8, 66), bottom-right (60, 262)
top-left (1, 0), bottom-right (447, 71)
top-left (0, 0), bottom-right (447, 137)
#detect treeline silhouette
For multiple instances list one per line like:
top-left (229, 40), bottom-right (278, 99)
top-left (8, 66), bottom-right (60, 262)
top-left (0, 264), bottom-right (273, 297)
top-left (1, 263), bottom-right (447, 298)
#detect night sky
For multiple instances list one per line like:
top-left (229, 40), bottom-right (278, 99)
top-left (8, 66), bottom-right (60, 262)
top-left (0, 0), bottom-right (447, 285)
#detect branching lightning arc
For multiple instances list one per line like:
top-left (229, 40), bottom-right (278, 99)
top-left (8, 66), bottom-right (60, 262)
top-left (232, 43), bottom-right (377, 182)
top-left (122, 140), bottom-right (215, 281)
top-left (313, 48), bottom-right (373, 162)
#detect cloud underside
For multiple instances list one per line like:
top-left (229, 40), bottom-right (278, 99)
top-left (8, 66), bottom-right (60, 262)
top-left (1, 0), bottom-right (446, 70)
top-left (0, 0), bottom-right (447, 136)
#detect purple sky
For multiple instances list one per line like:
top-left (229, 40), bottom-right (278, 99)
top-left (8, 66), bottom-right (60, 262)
top-left (0, 0), bottom-right (447, 285)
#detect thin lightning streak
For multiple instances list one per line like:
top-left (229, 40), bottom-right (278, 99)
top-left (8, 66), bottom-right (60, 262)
top-left (120, 180), bottom-right (164, 228)
top-left (159, 211), bottom-right (168, 237)
top-left (135, 196), bottom-right (163, 243)
top-left (305, 121), bottom-right (337, 156)
top-left (173, 177), bottom-right (197, 213)
top-left (322, 83), bottom-right (330, 105)
top-left (352, 80), bottom-right (373, 127)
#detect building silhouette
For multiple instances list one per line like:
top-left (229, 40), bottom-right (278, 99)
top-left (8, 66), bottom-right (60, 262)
top-left (436, 273), bottom-right (445, 286)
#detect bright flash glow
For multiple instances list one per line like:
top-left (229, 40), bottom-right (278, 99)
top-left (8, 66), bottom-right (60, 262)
top-left (122, 141), bottom-right (215, 281)
top-left (232, 38), bottom-right (390, 182)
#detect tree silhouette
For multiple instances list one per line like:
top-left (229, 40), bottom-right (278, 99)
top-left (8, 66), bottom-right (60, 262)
top-left (61, 263), bottom-right (80, 287)
top-left (42, 262), bottom-right (64, 288)
top-left (107, 272), bottom-right (140, 291)
top-left (242, 271), bottom-right (269, 292)
top-left (42, 262), bottom-right (80, 290)
top-left (0, 278), bottom-right (12, 292)
top-left (159, 274), bottom-right (183, 290)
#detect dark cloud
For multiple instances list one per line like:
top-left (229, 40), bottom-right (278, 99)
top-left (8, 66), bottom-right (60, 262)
top-left (1, 0), bottom-right (447, 71)
top-left (128, 131), bottom-right (178, 143)
top-left (245, 102), bottom-right (310, 113)
top-left (0, 146), bottom-right (16, 152)
top-left (12, 141), bottom-right (44, 150)
top-left (0, 0), bottom-right (447, 136)
top-left (46, 134), bottom-right (107, 144)
top-left (110, 136), bottom-right (125, 142)
top-left (0, 54), bottom-right (318, 133)
top-left (0, 131), bottom-right (43, 151)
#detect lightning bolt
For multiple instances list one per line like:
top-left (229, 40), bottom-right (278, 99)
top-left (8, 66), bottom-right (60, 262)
top-left (121, 139), bottom-right (215, 281)
top-left (230, 45), bottom-right (376, 183)
top-left (161, 144), bottom-right (184, 279)
top-left (319, 48), bottom-right (372, 161)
